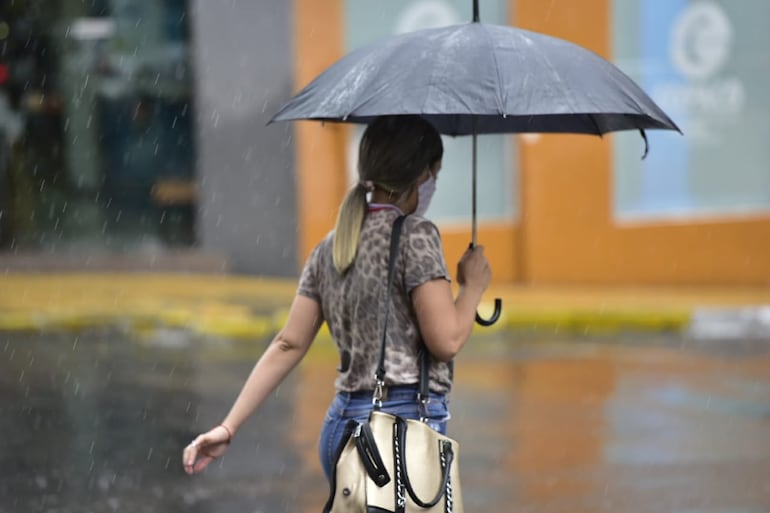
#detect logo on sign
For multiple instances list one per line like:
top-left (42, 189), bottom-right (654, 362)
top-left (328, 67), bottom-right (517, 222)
top-left (670, 1), bottom-right (732, 81)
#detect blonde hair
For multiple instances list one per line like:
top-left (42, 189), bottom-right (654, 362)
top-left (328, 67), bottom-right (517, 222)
top-left (332, 183), bottom-right (369, 273)
top-left (332, 116), bottom-right (443, 274)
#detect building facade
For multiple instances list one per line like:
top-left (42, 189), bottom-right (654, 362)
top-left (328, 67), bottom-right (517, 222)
top-left (293, 0), bottom-right (770, 285)
top-left (0, 0), bottom-right (297, 275)
top-left (2, 0), bottom-right (768, 284)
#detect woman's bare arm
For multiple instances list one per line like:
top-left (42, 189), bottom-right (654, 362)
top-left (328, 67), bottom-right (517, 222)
top-left (221, 294), bottom-right (324, 434)
top-left (411, 246), bottom-right (490, 362)
top-left (183, 294), bottom-right (323, 474)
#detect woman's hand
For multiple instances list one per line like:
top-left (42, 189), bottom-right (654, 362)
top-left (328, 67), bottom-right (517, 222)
top-left (182, 424), bottom-right (233, 474)
top-left (456, 245), bottom-right (491, 292)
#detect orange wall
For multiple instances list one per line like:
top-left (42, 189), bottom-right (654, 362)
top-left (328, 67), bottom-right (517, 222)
top-left (294, 0), bottom-right (349, 260)
top-left (515, 0), bottom-right (770, 286)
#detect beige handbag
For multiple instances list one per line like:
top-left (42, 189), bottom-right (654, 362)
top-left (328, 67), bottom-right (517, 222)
top-left (323, 216), bottom-right (463, 513)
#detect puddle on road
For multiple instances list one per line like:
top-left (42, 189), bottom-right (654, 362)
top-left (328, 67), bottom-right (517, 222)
top-left (1, 330), bottom-right (769, 513)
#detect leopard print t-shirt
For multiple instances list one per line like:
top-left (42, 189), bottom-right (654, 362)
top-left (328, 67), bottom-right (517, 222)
top-left (297, 209), bottom-right (453, 394)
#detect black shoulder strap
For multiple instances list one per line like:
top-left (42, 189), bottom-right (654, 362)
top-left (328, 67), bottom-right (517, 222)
top-left (375, 216), bottom-right (431, 400)
top-left (375, 215), bottom-right (406, 383)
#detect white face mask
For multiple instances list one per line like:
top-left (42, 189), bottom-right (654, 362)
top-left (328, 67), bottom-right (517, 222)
top-left (413, 174), bottom-right (436, 217)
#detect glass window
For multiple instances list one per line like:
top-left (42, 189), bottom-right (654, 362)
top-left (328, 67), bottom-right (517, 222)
top-left (612, 0), bottom-right (770, 220)
top-left (344, 0), bottom-right (517, 224)
top-left (0, 0), bottom-right (196, 250)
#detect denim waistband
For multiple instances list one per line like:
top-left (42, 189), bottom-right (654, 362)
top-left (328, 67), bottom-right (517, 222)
top-left (337, 384), bottom-right (442, 401)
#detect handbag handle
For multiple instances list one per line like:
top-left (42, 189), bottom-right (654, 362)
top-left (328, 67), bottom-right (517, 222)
top-left (394, 416), bottom-right (455, 508)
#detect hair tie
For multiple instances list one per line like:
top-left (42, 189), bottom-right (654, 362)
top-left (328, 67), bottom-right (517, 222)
top-left (359, 180), bottom-right (375, 193)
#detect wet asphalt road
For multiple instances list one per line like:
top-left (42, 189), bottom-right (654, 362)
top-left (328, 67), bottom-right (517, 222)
top-left (1, 328), bottom-right (769, 513)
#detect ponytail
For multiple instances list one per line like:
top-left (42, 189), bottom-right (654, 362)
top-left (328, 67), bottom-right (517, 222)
top-left (333, 183), bottom-right (368, 274)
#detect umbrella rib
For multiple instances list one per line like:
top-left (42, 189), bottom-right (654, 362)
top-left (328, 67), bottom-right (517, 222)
top-left (534, 40), bottom-right (577, 117)
top-left (480, 24), bottom-right (506, 116)
top-left (587, 113), bottom-right (603, 136)
top-left (419, 38), bottom-right (441, 118)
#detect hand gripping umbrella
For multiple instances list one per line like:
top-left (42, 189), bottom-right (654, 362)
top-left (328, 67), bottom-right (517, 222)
top-left (271, 0), bottom-right (680, 326)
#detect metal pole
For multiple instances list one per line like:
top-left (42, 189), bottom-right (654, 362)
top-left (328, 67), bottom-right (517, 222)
top-left (473, 0), bottom-right (480, 22)
top-left (472, 120), bottom-right (478, 247)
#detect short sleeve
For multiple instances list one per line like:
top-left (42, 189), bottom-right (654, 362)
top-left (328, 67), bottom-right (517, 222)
top-left (404, 218), bottom-right (451, 294)
top-left (297, 244), bottom-right (322, 302)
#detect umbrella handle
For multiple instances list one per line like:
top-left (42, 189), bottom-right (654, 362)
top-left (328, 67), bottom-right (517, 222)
top-left (476, 298), bottom-right (502, 326)
top-left (468, 242), bottom-right (502, 327)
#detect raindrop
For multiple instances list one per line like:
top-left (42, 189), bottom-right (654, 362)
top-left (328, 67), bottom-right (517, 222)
top-left (72, 336), bottom-right (79, 351)
top-left (18, 369), bottom-right (24, 383)
top-left (146, 448), bottom-right (154, 461)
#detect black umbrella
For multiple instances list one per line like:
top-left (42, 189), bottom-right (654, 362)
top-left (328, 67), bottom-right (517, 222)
top-left (271, 0), bottom-right (680, 325)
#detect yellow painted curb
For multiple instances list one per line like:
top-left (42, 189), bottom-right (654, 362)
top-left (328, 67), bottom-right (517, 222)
top-left (0, 302), bottom-right (692, 338)
top-left (0, 313), bottom-right (41, 331)
top-left (502, 308), bottom-right (690, 332)
top-left (191, 315), bottom-right (274, 340)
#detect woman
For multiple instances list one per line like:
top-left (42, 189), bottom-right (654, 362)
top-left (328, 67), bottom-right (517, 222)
top-left (182, 115), bottom-right (491, 482)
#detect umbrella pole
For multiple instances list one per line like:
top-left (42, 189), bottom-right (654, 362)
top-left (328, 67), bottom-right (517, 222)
top-left (472, 125), bottom-right (478, 247)
top-left (471, 117), bottom-right (503, 328)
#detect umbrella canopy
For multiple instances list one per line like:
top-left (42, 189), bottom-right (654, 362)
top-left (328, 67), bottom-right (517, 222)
top-left (270, 22), bottom-right (680, 137)
top-left (270, 8), bottom-right (680, 326)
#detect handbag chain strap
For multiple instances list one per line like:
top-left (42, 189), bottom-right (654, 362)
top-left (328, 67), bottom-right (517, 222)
top-left (373, 216), bottom-right (431, 415)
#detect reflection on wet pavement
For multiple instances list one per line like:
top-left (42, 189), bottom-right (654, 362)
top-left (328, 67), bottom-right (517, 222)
top-left (1, 330), bottom-right (769, 512)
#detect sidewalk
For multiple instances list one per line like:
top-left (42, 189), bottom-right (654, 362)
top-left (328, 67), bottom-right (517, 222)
top-left (1, 273), bottom-right (769, 338)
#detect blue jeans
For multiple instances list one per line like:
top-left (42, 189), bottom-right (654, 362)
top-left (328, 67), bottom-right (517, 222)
top-left (318, 384), bottom-right (450, 482)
